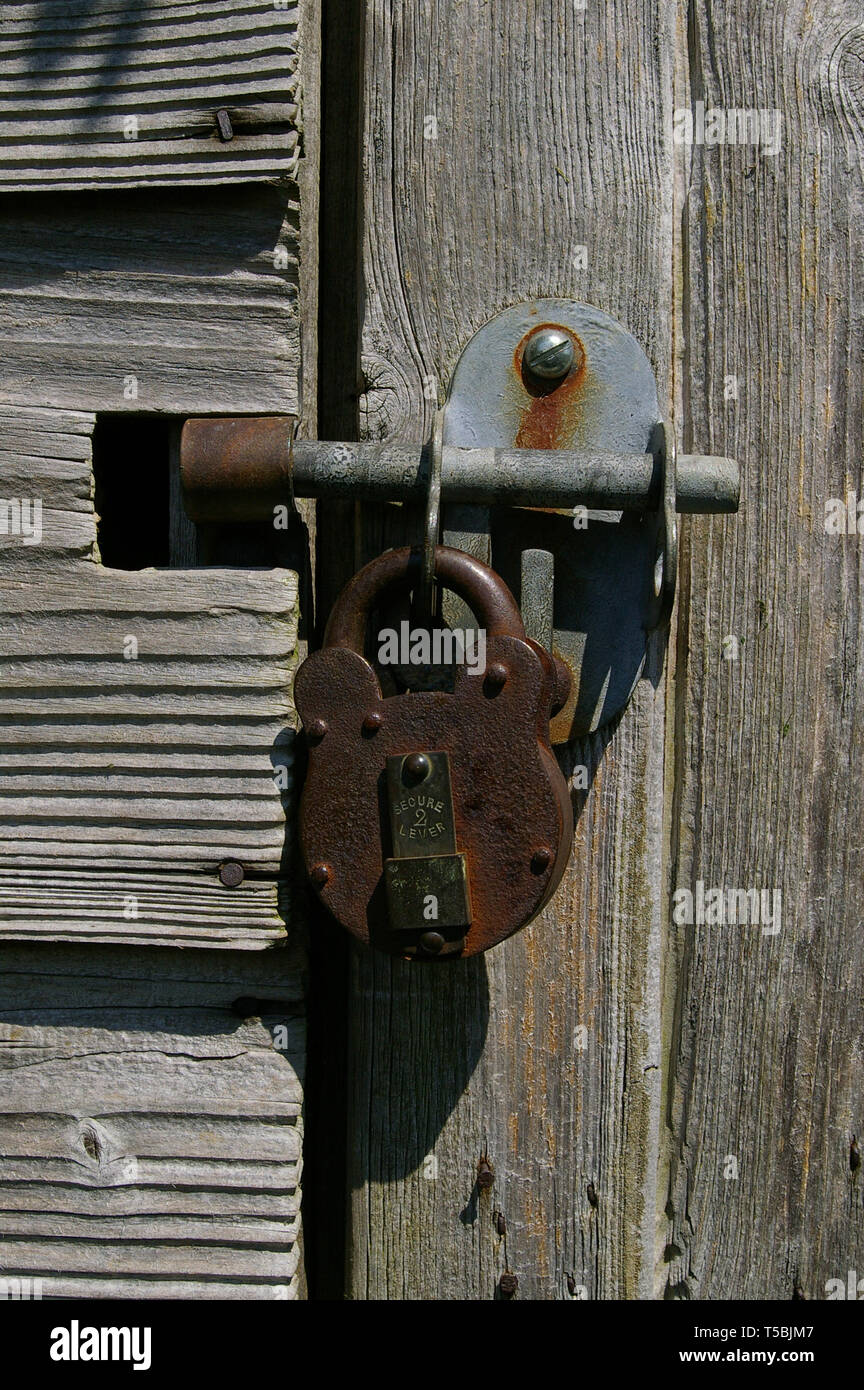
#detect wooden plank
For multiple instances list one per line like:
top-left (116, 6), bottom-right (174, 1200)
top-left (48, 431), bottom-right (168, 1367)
top-left (345, 0), bottom-right (673, 1300)
top-left (661, 0), bottom-right (864, 1301)
top-left (0, 185), bottom-right (301, 414)
top-left (0, 871), bottom-right (290, 948)
top-left (0, 943), bottom-right (305, 1299)
top-left (0, 0), bottom-right (318, 1301)
top-left (0, 0), bottom-right (302, 191)
top-left (0, 409), bottom-right (298, 942)
top-left (0, 406), bottom-right (97, 571)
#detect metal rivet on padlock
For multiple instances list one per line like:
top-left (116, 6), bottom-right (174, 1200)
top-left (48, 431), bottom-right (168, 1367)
top-left (293, 545), bottom-right (573, 959)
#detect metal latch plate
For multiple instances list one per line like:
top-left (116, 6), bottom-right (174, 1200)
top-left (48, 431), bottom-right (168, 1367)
top-left (443, 299), bottom-right (666, 740)
top-left (384, 752), bottom-right (472, 951)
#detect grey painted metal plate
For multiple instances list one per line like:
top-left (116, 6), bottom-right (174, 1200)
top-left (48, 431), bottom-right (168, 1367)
top-left (443, 300), bottom-right (663, 740)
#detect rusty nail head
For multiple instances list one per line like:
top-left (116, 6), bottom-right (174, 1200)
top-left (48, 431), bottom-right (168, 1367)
top-left (307, 717), bottom-right (328, 740)
top-left (419, 930), bottom-right (445, 955)
top-left (219, 861), bottom-right (244, 888)
top-left (310, 863), bottom-right (330, 888)
top-left (484, 662), bottom-right (508, 692)
top-left (523, 326), bottom-right (574, 382)
top-left (531, 847), bottom-right (553, 874)
top-left (498, 1272), bottom-right (518, 1298)
top-left (494, 1210), bottom-right (506, 1236)
top-left (216, 108), bottom-right (234, 142)
top-left (477, 1156), bottom-right (495, 1190)
top-left (363, 710), bottom-right (384, 733)
top-left (403, 752), bottom-right (431, 784)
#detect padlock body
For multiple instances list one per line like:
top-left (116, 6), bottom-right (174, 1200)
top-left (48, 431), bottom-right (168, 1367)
top-left (384, 851), bottom-right (471, 931)
top-left (294, 630), bottom-right (572, 958)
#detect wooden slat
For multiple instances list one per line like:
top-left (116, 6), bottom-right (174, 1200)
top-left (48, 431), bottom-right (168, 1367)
top-left (0, 406), bottom-right (97, 571)
top-left (662, 0), bottom-right (864, 1300)
top-left (345, 0), bottom-right (672, 1300)
top-left (0, 186), bottom-right (301, 414)
top-left (0, 408), bottom-right (298, 944)
top-left (0, 0), bottom-right (302, 191)
top-left (0, 944), bottom-right (305, 1299)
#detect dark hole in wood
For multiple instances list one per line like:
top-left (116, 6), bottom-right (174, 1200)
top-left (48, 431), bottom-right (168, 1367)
top-left (92, 414), bottom-right (171, 569)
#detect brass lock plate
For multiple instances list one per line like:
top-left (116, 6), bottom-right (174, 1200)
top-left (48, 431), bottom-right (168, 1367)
top-left (384, 751), bottom-right (472, 957)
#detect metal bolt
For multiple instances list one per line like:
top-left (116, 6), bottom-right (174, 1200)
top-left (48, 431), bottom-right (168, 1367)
top-left (484, 662), bottom-right (508, 692)
top-left (307, 717), bottom-right (328, 739)
top-left (219, 861), bottom-right (244, 888)
top-left (363, 710), bottom-right (383, 733)
top-left (310, 863), bottom-right (330, 888)
top-left (523, 326), bottom-right (575, 382)
top-left (477, 1156), bottom-right (495, 1190)
top-left (498, 1272), bottom-right (518, 1298)
top-left (403, 752), bottom-right (431, 784)
top-left (531, 847), bottom-right (553, 874)
top-left (419, 930), bottom-right (445, 955)
top-left (494, 1210), bottom-right (507, 1236)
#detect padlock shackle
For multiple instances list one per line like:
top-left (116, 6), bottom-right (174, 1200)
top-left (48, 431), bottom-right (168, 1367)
top-left (323, 545), bottom-right (527, 652)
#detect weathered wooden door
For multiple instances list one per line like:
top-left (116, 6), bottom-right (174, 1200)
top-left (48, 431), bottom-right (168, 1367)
top-left (2, 0), bottom-right (863, 1306)
top-left (0, 0), bottom-right (317, 1300)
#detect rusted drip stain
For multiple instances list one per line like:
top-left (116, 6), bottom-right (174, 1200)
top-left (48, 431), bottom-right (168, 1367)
top-left (513, 324), bottom-right (587, 450)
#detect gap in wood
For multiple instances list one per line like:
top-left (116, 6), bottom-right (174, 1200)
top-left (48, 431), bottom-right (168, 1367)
top-left (92, 413), bottom-right (174, 569)
top-left (300, 0), bottom-right (366, 1303)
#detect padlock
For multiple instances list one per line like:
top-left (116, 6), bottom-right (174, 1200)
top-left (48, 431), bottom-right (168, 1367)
top-left (293, 545), bottom-right (573, 958)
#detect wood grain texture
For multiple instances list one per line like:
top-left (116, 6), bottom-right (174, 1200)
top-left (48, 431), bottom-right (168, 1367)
top-left (0, 411), bottom-right (298, 944)
top-left (0, 0), bottom-right (318, 1301)
top-left (0, 406), bottom-right (97, 571)
top-left (0, 185), bottom-right (301, 415)
top-left (662, 0), bottom-right (864, 1299)
top-left (0, 943), bottom-right (305, 1298)
top-left (346, 0), bottom-right (674, 1300)
top-left (0, 0), bottom-right (302, 190)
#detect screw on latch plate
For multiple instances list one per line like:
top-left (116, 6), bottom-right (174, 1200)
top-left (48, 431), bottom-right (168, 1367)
top-left (522, 326), bottom-right (576, 383)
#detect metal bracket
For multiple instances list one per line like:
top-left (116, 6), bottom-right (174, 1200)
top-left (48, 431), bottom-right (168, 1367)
top-left (441, 301), bottom-right (705, 739)
top-left (180, 301), bottom-right (738, 742)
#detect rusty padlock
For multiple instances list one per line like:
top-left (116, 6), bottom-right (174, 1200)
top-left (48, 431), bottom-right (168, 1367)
top-left (294, 546), bottom-right (573, 958)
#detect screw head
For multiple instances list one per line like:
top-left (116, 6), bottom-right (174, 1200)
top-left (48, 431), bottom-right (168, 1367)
top-left (219, 861), bottom-right (244, 888)
top-left (363, 710), bottom-right (383, 733)
top-left (531, 847), bottom-right (553, 874)
top-left (484, 662), bottom-right (508, 692)
top-left (498, 1272), bottom-right (519, 1298)
top-left (419, 930), bottom-right (445, 955)
top-left (403, 752), bottom-right (431, 784)
top-left (310, 862), bottom-right (330, 888)
top-left (306, 717), bottom-right (328, 740)
top-left (523, 326), bottom-right (575, 382)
